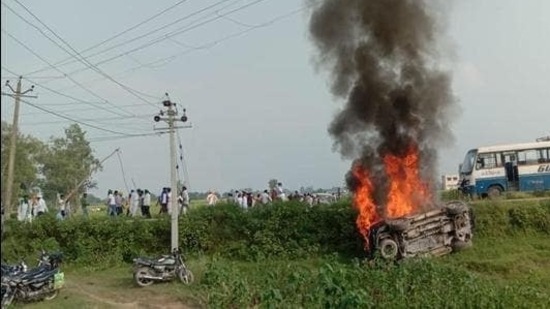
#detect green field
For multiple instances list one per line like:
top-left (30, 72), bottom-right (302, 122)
top-left (2, 198), bottom-right (549, 308)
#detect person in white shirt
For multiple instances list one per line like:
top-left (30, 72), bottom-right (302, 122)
top-left (58, 194), bottom-right (70, 218)
top-left (241, 193), bottom-right (248, 209)
top-left (142, 190), bottom-right (152, 218)
top-left (107, 190), bottom-right (116, 216)
top-left (17, 195), bottom-right (32, 222)
top-left (277, 183), bottom-right (287, 201)
top-left (206, 191), bottom-right (218, 206)
top-left (130, 189), bottom-right (140, 216)
top-left (260, 190), bottom-right (272, 205)
top-left (179, 186), bottom-right (190, 216)
top-left (34, 194), bottom-right (48, 216)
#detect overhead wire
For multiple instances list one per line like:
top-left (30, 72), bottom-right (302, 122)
top-left (175, 105), bottom-right (191, 190)
top-left (22, 0), bottom-right (235, 77)
top-left (41, 5), bottom-right (306, 92)
top-left (1, 29), bottom-right (136, 117)
top-left (18, 96), bottom-right (151, 136)
top-left (51, 0), bottom-right (268, 78)
top-left (6, 0), bottom-right (160, 108)
top-left (87, 132), bottom-right (164, 143)
top-left (2, 65), bottom-right (156, 125)
top-left (116, 150), bottom-right (131, 194)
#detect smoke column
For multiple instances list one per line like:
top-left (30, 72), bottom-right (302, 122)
top-left (309, 0), bottom-right (455, 209)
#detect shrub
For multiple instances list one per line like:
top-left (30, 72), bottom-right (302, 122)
top-left (2, 199), bottom-right (548, 265)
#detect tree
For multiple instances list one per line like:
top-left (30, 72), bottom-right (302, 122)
top-left (1, 121), bottom-right (45, 206)
top-left (39, 124), bottom-right (100, 207)
top-left (268, 179), bottom-right (278, 190)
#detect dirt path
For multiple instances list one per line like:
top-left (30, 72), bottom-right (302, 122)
top-left (65, 278), bottom-right (196, 309)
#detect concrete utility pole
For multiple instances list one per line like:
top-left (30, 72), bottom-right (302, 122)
top-left (154, 95), bottom-right (190, 251)
top-left (1, 76), bottom-right (37, 215)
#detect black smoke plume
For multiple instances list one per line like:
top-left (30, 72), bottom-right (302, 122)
top-left (309, 0), bottom-right (455, 206)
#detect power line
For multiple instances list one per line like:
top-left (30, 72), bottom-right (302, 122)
top-left (87, 132), bottom-right (164, 143)
top-left (176, 128), bottom-right (191, 190)
top-left (116, 150), bottom-right (131, 194)
top-left (22, 0), bottom-right (235, 77)
top-left (45, 0), bottom-right (268, 78)
top-left (18, 96), bottom-right (149, 136)
top-left (2, 65), bottom-right (151, 122)
top-left (22, 0), bottom-right (194, 77)
top-left (37, 5), bottom-right (306, 92)
top-left (1, 29), bottom-right (136, 117)
top-left (6, 0), bottom-right (159, 107)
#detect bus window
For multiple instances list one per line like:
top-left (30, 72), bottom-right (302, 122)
top-left (537, 148), bottom-right (550, 163)
top-left (476, 152), bottom-right (498, 169)
top-left (517, 149), bottom-right (539, 165)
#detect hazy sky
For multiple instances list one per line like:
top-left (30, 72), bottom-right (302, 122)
top-left (1, 0), bottom-right (549, 196)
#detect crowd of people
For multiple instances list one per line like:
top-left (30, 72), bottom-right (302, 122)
top-left (213, 182), bottom-right (339, 208)
top-left (103, 186), bottom-right (190, 218)
top-left (14, 181), bottom-right (339, 222)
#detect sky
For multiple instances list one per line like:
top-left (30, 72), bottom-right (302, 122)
top-left (1, 0), bottom-right (549, 196)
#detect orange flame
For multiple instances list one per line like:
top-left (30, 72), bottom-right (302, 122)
top-left (352, 144), bottom-right (432, 248)
top-left (352, 164), bottom-right (381, 244)
top-left (384, 144), bottom-right (431, 218)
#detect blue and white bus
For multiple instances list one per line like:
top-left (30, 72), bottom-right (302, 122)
top-left (458, 140), bottom-right (550, 198)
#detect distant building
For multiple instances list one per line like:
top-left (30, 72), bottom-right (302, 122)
top-left (441, 174), bottom-right (459, 191)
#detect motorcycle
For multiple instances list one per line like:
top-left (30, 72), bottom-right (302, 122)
top-left (1, 261), bottom-right (28, 276)
top-left (132, 248), bottom-right (194, 287)
top-left (1, 251), bottom-right (64, 307)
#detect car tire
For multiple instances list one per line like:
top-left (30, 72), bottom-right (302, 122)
top-left (445, 201), bottom-right (469, 215)
top-left (379, 239), bottom-right (399, 260)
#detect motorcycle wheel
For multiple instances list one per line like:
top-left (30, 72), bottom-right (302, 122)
top-left (134, 267), bottom-right (155, 287)
top-left (43, 289), bottom-right (59, 301)
top-left (178, 268), bottom-right (194, 285)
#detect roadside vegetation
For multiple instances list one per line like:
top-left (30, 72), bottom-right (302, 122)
top-left (2, 197), bottom-right (549, 308)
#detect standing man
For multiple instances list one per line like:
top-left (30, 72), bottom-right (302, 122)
top-left (159, 187), bottom-right (169, 214)
top-left (130, 189), bottom-right (140, 217)
top-left (277, 182), bottom-right (287, 202)
top-left (107, 190), bottom-right (116, 217)
top-left (206, 191), bottom-right (218, 206)
top-left (81, 193), bottom-right (89, 217)
top-left (17, 194), bottom-right (31, 222)
top-left (179, 186), bottom-right (190, 216)
top-left (34, 193), bottom-right (48, 216)
top-left (261, 190), bottom-right (272, 205)
top-left (142, 189), bottom-right (152, 218)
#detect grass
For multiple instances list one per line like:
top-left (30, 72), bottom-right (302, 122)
top-left (6, 198), bottom-right (550, 308)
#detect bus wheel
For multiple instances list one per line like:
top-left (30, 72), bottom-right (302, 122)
top-left (487, 186), bottom-right (502, 199)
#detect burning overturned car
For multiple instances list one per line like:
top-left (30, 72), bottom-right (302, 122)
top-left (367, 201), bottom-right (474, 260)
top-left (351, 146), bottom-right (475, 261)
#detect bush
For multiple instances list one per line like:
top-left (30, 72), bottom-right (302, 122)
top-left (1, 202), bottom-right (365, 265)
top-left (2, 199), bottom-right (548, 265)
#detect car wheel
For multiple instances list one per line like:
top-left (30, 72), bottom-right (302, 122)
top-left (379, 239), bottom-right (399, 260)
top-left (445, 201), bottom-right (469, 215)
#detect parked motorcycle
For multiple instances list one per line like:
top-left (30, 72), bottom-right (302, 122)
top-left (132, 248), bottom-right (194, 287)
top-left (1, 261), bottom-right (28, 276)
top-left (1, 251), bottom-right (64, 307)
